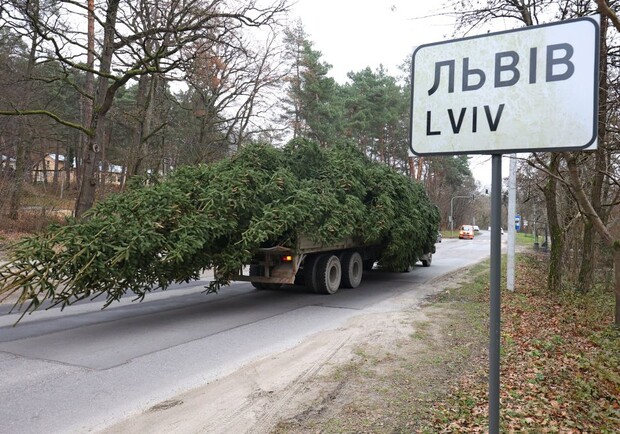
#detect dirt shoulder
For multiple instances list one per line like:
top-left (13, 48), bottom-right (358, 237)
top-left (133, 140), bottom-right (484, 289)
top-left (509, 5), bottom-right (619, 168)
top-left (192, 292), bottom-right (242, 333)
top-left (101, 266), bottom-right (489, 434)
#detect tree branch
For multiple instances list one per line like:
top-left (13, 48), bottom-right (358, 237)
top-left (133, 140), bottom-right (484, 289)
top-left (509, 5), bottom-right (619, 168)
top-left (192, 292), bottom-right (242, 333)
top-left (0, 110), bottom-right (92, 136)
top-left (596, 0), bottom-right (620, 33)
top-left (565, 154), bottom-right (614, 247)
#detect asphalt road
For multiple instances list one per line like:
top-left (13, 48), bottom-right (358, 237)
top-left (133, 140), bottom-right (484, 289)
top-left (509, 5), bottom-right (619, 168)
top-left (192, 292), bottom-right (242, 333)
top-left (0, 231), bottom-right (497, 433)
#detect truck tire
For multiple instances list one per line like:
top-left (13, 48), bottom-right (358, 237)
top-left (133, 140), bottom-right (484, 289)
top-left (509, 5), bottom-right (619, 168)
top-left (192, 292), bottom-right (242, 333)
top-left (421, 253), bottom-right (432, 267)
top-left (249, 264), bottom-right (266, 289)
top-left (249, 264), bottom-right (281, 290)
top-left (313, 254), bottom-right (342, 294)
top-left (340, 251), bottom-right (363, 288)
top-left (304, 254), bottom-right (321, 290)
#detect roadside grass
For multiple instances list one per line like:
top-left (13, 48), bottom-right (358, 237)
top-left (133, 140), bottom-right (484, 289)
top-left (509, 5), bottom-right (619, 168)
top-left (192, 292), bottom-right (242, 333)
top-left (515, 231), bottom-right (535, 246)
top-left (273, 252), bottom-right (620, 433)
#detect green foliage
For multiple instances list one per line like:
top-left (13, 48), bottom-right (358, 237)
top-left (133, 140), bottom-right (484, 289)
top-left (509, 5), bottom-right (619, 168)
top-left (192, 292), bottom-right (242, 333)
top-left (297, 40), bottom-right (345, 144)
top-left (282, 29), bottom-right (412, 172)
top-left (429, 155), bottom-right (474, 192)
top-left (0, 140), bottom-right (439, 315)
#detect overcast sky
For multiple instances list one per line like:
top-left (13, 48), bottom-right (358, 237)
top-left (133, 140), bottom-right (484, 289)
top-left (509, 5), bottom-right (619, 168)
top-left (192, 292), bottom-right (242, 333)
top-left (287, 1), bottom-right (511, 189)
top-left (288, 0), bottom-right (455, 83)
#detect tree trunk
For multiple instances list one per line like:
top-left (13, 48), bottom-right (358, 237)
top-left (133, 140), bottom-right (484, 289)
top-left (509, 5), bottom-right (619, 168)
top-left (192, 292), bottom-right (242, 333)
top-left (128, 75), bottom-right (153, 176)
top-left (74, 0), bottom-right (119, 218)
top-left (543, 154), bottom-right (563, 292)
top-left (53, 144), bottom-right (60, 186)
top-left (75, 0), bottom-right (96, 218)
top-left (566, 154), bottom-right (619, 327)
top-left (9, 135), bottom-right (27, 220)
top-left (578, 219), bottom-right (595, 292)
top-left (614, 248), bottom-right (620, 327)
top-left (9, 1), bottom-right (40, 219)
top-left (578, 16), bottom-right (608, 293)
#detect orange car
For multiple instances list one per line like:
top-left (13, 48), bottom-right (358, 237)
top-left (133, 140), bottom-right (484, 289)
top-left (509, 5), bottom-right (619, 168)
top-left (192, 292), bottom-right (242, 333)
top-left (459, 225), bottom-right (475, 240)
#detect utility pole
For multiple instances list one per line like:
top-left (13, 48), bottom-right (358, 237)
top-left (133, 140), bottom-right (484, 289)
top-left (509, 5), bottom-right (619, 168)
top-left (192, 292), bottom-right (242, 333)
top-left (507, 154), bottom-right (516, 291)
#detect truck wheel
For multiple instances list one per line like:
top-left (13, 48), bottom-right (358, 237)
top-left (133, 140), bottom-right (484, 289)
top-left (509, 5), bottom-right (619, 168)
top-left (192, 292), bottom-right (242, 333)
top-left (421, 253), bottom-right (432, 267)
top-left (341, 251), bottom-right (363, 288)
top-left (313, 254), bottom-right (341, 294)
top-left (249, 265), bottom-right (266, 289)
top-left (304, 255), bottom-right (321, 290)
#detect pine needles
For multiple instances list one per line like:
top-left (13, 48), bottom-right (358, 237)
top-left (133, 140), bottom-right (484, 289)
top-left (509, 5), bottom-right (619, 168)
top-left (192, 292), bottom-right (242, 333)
top-left (0, 139), bottom-right (439, 316)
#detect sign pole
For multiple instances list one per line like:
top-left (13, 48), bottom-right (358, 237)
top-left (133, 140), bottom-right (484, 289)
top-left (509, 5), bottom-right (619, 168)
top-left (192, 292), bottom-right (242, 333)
top-left (507, 154), bottom-right (517, 291)
top-left (489, 154), bottom-right (502, 433)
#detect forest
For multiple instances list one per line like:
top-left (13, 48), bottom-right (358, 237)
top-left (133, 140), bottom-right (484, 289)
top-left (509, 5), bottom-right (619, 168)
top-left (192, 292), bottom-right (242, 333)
top-left (0, 0), bottom-right (619, 325)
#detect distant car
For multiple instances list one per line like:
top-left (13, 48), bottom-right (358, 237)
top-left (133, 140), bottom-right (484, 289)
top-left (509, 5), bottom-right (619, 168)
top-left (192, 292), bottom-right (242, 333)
top-left (459, 225), bottom-right (475, 240)
top-left (473, 225), bottom-right (480, 232)
top-left (436, 231), bottom-right (442, 243)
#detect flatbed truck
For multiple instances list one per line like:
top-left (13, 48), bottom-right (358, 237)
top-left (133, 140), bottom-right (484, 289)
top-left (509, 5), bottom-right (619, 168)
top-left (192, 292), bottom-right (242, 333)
top-left (233, 236), bottom-right (434, 294)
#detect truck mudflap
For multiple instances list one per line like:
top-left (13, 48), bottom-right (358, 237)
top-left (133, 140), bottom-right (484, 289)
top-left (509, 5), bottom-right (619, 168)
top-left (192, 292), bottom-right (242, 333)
top-left (233, 246), bottom-right (303, 285)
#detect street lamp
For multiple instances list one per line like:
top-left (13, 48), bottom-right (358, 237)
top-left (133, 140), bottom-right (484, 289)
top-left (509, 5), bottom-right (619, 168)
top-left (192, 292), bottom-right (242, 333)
top-left (450, 194), bottom-right (475, 237)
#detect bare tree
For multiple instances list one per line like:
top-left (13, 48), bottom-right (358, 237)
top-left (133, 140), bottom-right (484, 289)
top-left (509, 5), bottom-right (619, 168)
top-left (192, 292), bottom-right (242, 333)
top-left (174, 27), bottom-right (289, 164)
top-left (0, 0), bottom-right (289, 217)
top-left (0, 0), bottom-right (43, 219)
top-left (445, 0), bottom-right (620, 325)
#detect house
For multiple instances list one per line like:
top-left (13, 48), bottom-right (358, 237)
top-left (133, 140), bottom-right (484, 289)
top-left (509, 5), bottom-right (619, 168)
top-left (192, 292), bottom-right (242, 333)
top-left (101, 162), bottom-right (124, 186)
top-left (0, 155), bottom-right (16, 180)
top-left (31, 153), bottom-right (75, 184)
top-left (1, 155), bottom-right (16, 169)
top-left (2, 151), bottom-right (130, 187)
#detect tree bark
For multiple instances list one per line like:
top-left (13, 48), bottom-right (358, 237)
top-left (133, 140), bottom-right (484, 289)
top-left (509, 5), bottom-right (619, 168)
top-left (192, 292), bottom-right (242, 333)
top-left (543, 154), bottom-right (563, 292)
top-left (579, 219), bottom-right (595, 292)
top-left (75, 0), bottom-right (96, 217)
top-left (566, 154), bottom-right (619, 327)
top-left (614, 248), bottom-right (620, 327)
top-left (75, 0), bottom-right (119, 218)
top-left (578, 15), bottom-right (608, 292)
top-left (9, 0), bottom-right (40, 220)
top-left (9, 133), bottom-right (27, 220)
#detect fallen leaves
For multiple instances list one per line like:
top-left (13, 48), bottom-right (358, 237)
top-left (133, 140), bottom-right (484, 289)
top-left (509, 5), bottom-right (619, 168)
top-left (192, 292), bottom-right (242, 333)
top-left (430, 252), bottom-right (620, 432)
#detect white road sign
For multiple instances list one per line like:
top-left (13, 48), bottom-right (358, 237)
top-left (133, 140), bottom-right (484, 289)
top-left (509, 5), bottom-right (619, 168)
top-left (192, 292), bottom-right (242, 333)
top-left (409, 16), bottom-right (600, 156)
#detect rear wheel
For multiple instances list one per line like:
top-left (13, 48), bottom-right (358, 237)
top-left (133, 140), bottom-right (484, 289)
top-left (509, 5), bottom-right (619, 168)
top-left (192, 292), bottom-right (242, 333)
top-left (340, 251), bottom-right (363, 288)
top-left (249, 265), bottom-right (266, 290)
top-left (421, 253), bottom-right (432, 267)
top-left (304, 255), bottom-right (321, 291)
top-left (313, 254), bottom-right (342, 294)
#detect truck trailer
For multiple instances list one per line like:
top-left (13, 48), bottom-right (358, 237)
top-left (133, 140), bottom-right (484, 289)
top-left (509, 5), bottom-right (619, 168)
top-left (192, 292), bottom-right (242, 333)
top-left (234, 236), bottom-right (435, 294)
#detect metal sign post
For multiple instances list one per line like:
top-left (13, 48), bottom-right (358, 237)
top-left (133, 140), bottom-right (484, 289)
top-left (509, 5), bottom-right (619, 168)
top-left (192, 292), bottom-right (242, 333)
top-left (489, 155), bottom-right (503, 432)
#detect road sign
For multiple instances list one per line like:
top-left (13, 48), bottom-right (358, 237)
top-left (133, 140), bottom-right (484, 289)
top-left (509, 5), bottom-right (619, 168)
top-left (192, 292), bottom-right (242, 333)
top-left (409, 17), bottom-right (601, 434)
top-left (410, 16), bottom-right (599, 156)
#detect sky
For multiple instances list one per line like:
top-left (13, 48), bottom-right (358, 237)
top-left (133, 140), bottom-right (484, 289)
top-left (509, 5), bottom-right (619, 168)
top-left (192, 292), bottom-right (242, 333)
top-left (289, 0), bottom-right (455, 83)
top-left (288, 0), bottom-right (511, 189)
